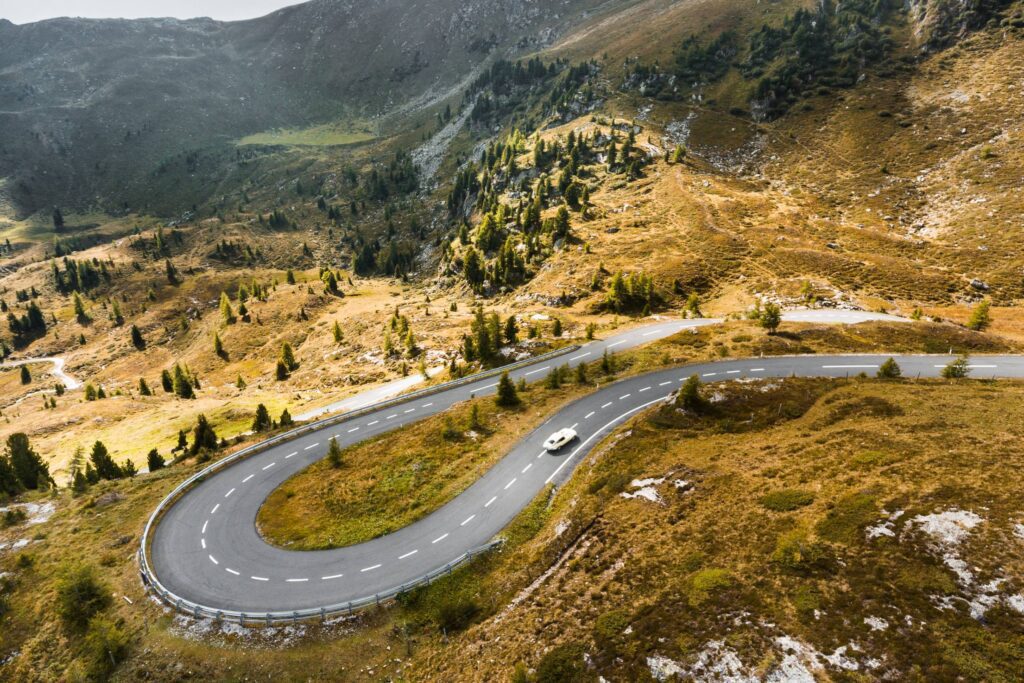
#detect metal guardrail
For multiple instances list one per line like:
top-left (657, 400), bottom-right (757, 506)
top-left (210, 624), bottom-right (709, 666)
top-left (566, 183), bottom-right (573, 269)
top-left (138, 344), bottom-right (579, 624)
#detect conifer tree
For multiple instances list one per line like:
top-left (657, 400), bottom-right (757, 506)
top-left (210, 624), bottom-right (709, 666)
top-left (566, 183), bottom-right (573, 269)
top-left (130, 324), bottom-right (146, 350)
top-left (188, 415), bottom-right (218, 457)
top-left (147, 449), bottom-right (166, 472)
top-left (138, 378), bottom-right (152, 396)
top-left (495, 371), bottom-right (520, 407)
top-left (252, 404), bottom-right (272, 432)
top-left (20, 365), bottom-right (30, 385)
top-left (172, 364), bottom-right (195, 399)
top-left (280, 341), bottom-right (298, 371)
top-left (332, 321), bottom-right (344, 344)
top-left (279, 408), bottom-right (294, 427)
top-left (219, 292), bottom-right (236, 324)
top-left (327, 437), bottom-right (343, 468)
top-left (89, 441), bottom-right (123, 480)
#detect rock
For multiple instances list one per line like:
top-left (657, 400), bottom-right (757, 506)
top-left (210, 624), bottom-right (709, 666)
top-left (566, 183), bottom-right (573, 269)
top-left (94, 492), bottom-right (125, 508)
top-left (970, 279), bottom-right (990, 291)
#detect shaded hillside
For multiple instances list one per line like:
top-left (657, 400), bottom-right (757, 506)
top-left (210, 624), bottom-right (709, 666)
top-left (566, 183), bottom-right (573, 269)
top-left (0, 0), bottom-right (622, 215)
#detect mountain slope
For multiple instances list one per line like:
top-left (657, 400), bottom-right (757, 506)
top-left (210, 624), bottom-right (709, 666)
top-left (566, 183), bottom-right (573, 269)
top-left (0, 0), bottom-right (625, 215)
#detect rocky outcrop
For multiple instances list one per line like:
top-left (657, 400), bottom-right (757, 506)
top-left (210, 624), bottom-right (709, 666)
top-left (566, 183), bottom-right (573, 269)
top-left (907, 0), bottom-right (1013, 51)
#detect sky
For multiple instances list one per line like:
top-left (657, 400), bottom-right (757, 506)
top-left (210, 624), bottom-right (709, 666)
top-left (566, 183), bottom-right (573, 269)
top-left (0, 1), bottom-right (303, 24)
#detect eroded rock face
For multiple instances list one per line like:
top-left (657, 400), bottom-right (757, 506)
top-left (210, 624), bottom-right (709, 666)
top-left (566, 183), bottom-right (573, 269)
top-left (907, 0), bottom-right (1012, 51)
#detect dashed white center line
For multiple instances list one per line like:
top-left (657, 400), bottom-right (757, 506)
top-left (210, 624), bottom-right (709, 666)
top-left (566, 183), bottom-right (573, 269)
top-left (619, 394), bottom-right (631, 400)
top-left (570, 423), bottom-right (578, 430)
top-left (751, 368), bottom-right (765, 373)
top-left (251, 576), bottom-right (269, 582)
top-left (202, 520), bottom-right (208, 534)
top-left (286, 578), bottom-right (309, 583)
top-left (243, 474), bottom-right (255, 482)
top-left (485, 496), bottom-right (497, 507)
top-left (225, 568), bottom-right (240, 576)
top-left (404, 408), bottom-right (415, 414)
top-left (399, 550), bottom-right (418, 560)
top-left (585, 411), bottom-right (595, 419)
top-left (639, 386), bottom-right (651, 392)
top-left (422, 403), bottom-right (434, 408)
top-left (525, 366), bottom-right (550, 376)
top-left (432, 533), bottom-right (448, 544)
top-left (201, 538), bottom-right (206, 549)
top-left (208, 555), bottom-right (219, 565)
top-left (461, 515), bottom-right (475, 526)
top-left (360, 565), bottom-right (381, 573)
top-left (659, 381), bottom-right (672, 386)
top-left (602, 402), bottom-right (613, 409)
top-left (322, 573), bottom-right (344, 580)
top-left (304, 443), bottom-right (319, 450)
top-left (505, 478), bottom-right (517, 490)
top-left (704, 372), bottom-right (718, 377)
top-left (641, 331), bottom-right (658, 337)
top-left (607, 341), bottom-right (625, 348)
top-left (570, 352), bottom-right (591, 361)
top-left (285, 452), bottom-right (297, 459)
top-left (225, 488), bottom-right (235, 498)
top-left (387, 414), bottom-right (398, 420)
top-left (368, 420), bottom-right (379, 426)
top-left (210, 504), bottom-right (220, 514)
top-left (348, 427), bottom-right (360, 433)
top-left (727, 370), bottom-right (741, 375)
top-left (481, 383), bottom-right (498, 390)
top-left (262, 462), bottom-right (275, 471)
top-left (522, 463), bottom-right (532, 473)
top-left (822, 365), bottom-right (878, 369)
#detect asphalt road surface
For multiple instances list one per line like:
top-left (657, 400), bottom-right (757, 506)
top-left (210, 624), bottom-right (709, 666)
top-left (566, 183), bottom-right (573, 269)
top-left (150, 312), bottom-right (1020, 615)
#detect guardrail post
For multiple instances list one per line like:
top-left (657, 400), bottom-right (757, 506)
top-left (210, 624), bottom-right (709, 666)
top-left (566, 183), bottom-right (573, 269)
top-left (348, 602), bottom-right (353, 615)
top-left (216, 611), bottom-right (223, 622)
top-left (193, 605), bottom-right (200, 619)
top-left (375, 594), bottom-right (380, 606)
top-left (320, 608), bottom-right (326, 623)
top-left (293, 612), bottom-right (299, 625)
top-left (266, 613), bottom-right (271, 626)
top-left (239, 613), bottom-right (245, 627)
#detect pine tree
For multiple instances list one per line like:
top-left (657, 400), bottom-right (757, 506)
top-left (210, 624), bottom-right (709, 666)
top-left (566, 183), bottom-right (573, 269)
top-left (967, 300), bottom-right (991, 331)
top-left (213, 332), bottom-right (225, 358)
top-left (601, 350), bottom-right (614, 375)
top-left (188, 415), bottom-right (218, 457)
top-left (73, 291), bottom-right (88, 322)
top-left (147, 449), bottom-right (166, 472)
top-left (165, 258), bottom-right (179, 285)
top-left (495, 371), bottom-right (520, 407)
top-left (552, 319), bottom-right (563, 337)
top-left (20, 365), bottom-right (30, 385)
top-left (130, 324), bottom-right (146, 350)
top-left (175, 430), bottom-right (188, 453)
top-left (111, 300), bottom-right (124, 327)
top-left (172, 364), bottom-right (195, 399)
top-left (503, 316), bottom-right (518, 345)
top-left (286, 269), bottom-right (296, 285)
top-left (252, 404), bottom-right (272, 432)
top-left (84, 383), bottom-right (97, 401)
top-left (759, 303), bottom-right (782, 334)
top-left (280, 342), bottom-right (297, 371)
top-left (332, 321), bottom-right (344, 344)
top-left (575, 363), bottom-right (588, 385)
top-left (138, 378), bottom-right (152, 396)
top-left (279, 408), bottom-right (294, 427)
top-left (327, 437), bottom-right (343, 468)
top-left (404, 328), bottom-right (419, 357)
top-left (545, 367), bottom-right (562, 389)
top-left (275, 360), bottom-right (290, 381)
top-left (677, 374), bottom-right (707, 413)
top-left (90, 441), bottom-right (124, 480)
top-left (122, 459), bottom-right (137, 477)
top-left (219, 292), bottom-right (236, 324)
top-left (7, 433), bottom-right (52, 490)
top-left (877, 358), bottom-right (902, 379)
top-left (161, 369), bottom-right (173, 393)
top-left (235, 375), bottom-right (247, 389)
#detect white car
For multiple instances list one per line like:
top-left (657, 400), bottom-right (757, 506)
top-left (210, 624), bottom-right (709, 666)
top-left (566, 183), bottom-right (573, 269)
top-left (543, 428), bottom-right (577, 452)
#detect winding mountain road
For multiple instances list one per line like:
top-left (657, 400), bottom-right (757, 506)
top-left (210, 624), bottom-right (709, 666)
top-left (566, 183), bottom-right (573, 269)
top-left (1, 356), bottom-right (81, 390)
top-left (146, 311), bottom-right (1016, 619)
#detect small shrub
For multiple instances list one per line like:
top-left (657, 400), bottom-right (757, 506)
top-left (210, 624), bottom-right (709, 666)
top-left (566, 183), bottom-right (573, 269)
top-left (816, 492), bottom-right (878, 544)
top-left (772, 528), bottom-right (827, 573)
top-left (535, 642), bottom-right (589, 683)
top-left (760, 488), bottom-right (815, 512)
top-left (55, 564), bottom-right (111, 632)
top-left (688, 568), bottom-right (733, 606)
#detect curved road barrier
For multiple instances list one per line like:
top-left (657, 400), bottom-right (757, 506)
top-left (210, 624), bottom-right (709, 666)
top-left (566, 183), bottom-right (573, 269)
top-left (143, 312), bottom-right (941, 623)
